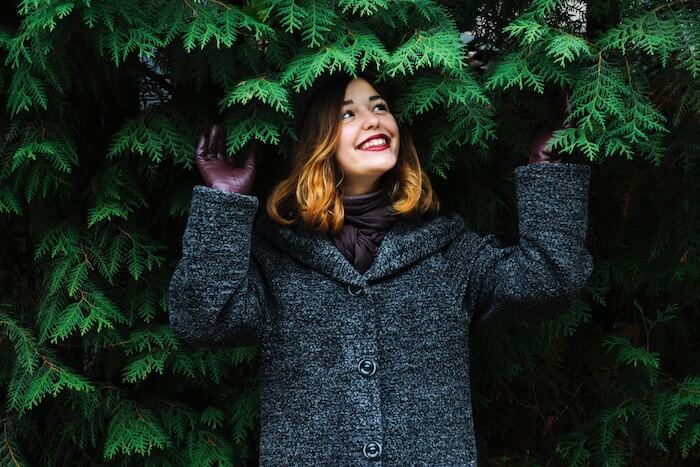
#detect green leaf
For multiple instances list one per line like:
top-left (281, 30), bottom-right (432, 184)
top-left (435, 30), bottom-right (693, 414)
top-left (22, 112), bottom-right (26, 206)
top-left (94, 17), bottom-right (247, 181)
top-left (384, 26), bottom-right (465, 78)
top-left (6, 67), bottom-right (48, 116)
top-left (338, 0), bottom-right (389, 17)
top-left (301, 0), bottom-right (336, 48)
top-left (0, 309), bottom-right (41, 375)
top-left (503, 17), bottom-right (548, 46)
top-left (123, 325), bottom-right (180, 356)
top-left (49, 283), bottom-right (127, 343)
top-left (223, 110), bottom-right (283, 150)
top-left (67, 261), bottom-right (90, 297)
top-left (603, 335), bottom-right (661, 385)
top-left (220, 75), bottom-right (292, 115)
top-left (182, 4), bottom-right (242, 52)
top-left (103, 402), bottom-right (172, 459)
top-left (11, 138), bottom-right (78, 173)
top-left (34, 225), bottom-right (80, 261)
top-left (0, 186), bottom-right (22, 215)
top-left (485, 52), bottom-right (545, 93)
top-left (7, 346), bottom-right (94, 415)
top-left (121, 350), bottom-right (168, 383)
top-left (201, 407), bottom-right (225, 430)
top-left (280, 43), bottom-right (357, 92)
top-left (274, 0), bottom-right (308, 34)
top-left (546, 33), bottom-right (591, 67)
top-left (107, 114), bottom-right (194, 167)
top-left (556, 432), bottom-right (591, 467)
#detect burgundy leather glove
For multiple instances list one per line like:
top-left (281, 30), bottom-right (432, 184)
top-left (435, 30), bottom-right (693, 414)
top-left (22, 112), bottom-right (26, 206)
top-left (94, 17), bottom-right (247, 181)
top-left (195, 124), bottom-right (261, 194)
top-left (528, 89), bottom-right (572, 164)
top-left (528, 130), bottom-right (563, 164)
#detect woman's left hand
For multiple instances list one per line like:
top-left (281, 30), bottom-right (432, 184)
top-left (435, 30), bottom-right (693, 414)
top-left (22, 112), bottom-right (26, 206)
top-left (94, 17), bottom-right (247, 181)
top-left (528, 131), bottom-right (563, 164)
top-left (528, 89), bottom-right (572, 164)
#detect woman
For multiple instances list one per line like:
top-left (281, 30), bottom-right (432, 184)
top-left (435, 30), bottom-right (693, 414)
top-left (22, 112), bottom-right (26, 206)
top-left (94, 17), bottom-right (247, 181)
top-left (168, 71), bottom-right (593, 466)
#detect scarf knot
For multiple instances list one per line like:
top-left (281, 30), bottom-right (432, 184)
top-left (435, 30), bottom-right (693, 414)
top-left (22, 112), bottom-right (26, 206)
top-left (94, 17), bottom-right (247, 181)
top-left (330, 188), bottom-right (397, 274)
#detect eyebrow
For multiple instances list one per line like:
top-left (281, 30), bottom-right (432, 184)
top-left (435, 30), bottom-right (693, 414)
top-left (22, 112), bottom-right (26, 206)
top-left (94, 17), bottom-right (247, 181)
top-left (342, 95), bottom-right (384, 105)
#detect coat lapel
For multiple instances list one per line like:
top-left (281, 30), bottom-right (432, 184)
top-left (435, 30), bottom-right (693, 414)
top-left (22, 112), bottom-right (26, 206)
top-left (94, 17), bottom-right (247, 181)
top-left (255, 212), bottom-right (465, 285)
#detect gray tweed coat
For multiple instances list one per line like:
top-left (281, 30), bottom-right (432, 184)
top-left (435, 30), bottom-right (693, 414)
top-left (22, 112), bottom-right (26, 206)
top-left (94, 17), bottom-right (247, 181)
top-left (168, 162), bottom-right (593, 466)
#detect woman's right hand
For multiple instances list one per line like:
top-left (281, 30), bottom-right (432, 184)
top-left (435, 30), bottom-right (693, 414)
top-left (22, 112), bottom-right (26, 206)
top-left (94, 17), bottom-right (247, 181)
top-left (195, 124), bottom-right (261, 195)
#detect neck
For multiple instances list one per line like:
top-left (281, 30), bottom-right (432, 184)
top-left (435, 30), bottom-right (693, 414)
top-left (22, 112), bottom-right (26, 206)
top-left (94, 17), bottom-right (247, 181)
top-left (341, 175), bottom-right (384, 196)
top-left (343, 187), bottom-right (385, 200)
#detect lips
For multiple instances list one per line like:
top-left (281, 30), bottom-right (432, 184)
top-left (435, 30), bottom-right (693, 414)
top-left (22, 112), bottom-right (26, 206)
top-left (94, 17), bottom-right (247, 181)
top-left (358, 142), bottom-right (390, 151)
top-left (356, 134), bottom-right (390, 149)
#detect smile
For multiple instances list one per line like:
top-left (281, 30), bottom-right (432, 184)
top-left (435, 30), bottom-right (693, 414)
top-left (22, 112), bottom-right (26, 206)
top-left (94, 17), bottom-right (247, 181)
top-left (358, 144), bottom-right (390, 152)
top-left (357, 138), bottom-right (390, 151)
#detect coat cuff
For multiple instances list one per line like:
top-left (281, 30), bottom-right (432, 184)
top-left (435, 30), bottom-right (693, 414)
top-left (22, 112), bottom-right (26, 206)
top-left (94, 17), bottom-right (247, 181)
top-left (191, 185), bottom-right (259, 211)
top-left (513, 163), bottom-right (591, 240)
top-left (182, 186), bottom-right (259, 267)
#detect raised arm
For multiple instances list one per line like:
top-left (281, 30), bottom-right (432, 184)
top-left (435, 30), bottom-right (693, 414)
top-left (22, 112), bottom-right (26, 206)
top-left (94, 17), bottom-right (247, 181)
top-left (168, 124), bottom-right (267, 347)
top-left (464, 163), bottom-right (593, 325)
top-left (168, 187), bottom-right (266, 347)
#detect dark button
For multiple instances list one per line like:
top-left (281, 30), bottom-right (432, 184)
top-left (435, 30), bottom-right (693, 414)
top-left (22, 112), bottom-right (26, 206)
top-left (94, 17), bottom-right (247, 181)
top-left (363, 441), bottom-right (382, 460)
top-left (347, 284), bottom-right (363, 296)
top-left (358, 358), bottom-right (377, 376)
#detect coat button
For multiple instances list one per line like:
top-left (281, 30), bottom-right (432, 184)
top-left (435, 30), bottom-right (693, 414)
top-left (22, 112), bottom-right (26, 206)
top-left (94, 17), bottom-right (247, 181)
top-left (347, 284), bottom-right (363, 296)
top-left (363, 441), bottom-right (382, 460)
top-left (357, 358), bottom-right (377, 376)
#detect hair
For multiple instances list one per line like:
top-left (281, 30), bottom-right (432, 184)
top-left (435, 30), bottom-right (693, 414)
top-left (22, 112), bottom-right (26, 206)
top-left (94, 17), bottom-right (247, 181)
top-left (266, 72), bottom-right (440, 234)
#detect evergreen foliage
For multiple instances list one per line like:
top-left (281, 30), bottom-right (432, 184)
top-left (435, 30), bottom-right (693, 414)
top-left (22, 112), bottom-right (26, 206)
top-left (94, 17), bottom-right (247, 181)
top-left (0, 0), bottom-right (698, 465)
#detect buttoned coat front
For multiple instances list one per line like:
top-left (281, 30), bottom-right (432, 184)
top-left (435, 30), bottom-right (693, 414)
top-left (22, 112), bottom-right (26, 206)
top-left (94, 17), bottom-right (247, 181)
top-left (168, 162), bottom-right (593, 466)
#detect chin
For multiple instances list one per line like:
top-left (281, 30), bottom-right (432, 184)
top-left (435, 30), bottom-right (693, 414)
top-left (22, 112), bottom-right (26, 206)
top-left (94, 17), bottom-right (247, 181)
top-left (367, 159), bottom-right (397, 174)
top-left (346, 148), bottom-right (398, 174)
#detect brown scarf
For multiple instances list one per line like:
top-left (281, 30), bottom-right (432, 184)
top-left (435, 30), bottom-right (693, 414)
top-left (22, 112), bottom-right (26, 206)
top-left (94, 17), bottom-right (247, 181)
top-left (330, 188), bottom-right (397, 274)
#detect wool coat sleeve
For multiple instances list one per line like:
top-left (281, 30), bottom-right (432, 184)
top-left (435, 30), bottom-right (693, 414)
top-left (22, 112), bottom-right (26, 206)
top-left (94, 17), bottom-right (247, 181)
top-left (168, 185), bottom-right (266, 347)
top-left (464, 162), bottom-right (593, 325)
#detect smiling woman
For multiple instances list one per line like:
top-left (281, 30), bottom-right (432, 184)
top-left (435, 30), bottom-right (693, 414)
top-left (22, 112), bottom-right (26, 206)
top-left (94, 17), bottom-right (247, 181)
top-left (266, 71), bottom-right (440, 234)
top-left (335, 78), bottom-right (400, 195)
top-left (171, 68), bottom-right (593, 466)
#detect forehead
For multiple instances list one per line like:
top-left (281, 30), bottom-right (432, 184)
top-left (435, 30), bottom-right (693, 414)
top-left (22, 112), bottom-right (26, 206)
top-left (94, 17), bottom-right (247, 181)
top-left (343, 78), bottom-right (380, 98)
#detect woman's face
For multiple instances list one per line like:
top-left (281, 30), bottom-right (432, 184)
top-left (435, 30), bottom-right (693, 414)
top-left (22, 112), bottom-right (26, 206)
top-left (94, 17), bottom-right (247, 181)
top-left (335, 78), bottom-right (399, 196)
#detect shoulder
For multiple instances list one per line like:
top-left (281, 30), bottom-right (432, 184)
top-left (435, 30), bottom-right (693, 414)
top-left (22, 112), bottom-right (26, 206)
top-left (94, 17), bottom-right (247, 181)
top-left (391, 210), bottom-right (472, 254)
top-left (394, 209), bottom-right (464, 231)
top-left (423, 211), bottom-right (496, 258)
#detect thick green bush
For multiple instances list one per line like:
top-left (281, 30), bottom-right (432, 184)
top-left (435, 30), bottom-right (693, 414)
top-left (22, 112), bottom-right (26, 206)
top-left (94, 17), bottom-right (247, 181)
top-left (1, 0), bottom-right (698, 465)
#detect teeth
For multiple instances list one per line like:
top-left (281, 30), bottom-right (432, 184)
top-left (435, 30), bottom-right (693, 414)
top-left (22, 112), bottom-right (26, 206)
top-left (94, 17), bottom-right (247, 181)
top-left (359, 138), bottom-right (388, 149)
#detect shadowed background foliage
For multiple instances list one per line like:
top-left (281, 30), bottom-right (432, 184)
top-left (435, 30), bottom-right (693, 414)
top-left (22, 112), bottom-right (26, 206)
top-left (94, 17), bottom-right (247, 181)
top-left (1, 0), bottom-right (699, 465)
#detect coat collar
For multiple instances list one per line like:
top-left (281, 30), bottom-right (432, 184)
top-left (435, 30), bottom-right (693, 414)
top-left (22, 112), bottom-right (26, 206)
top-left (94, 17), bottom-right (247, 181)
top-left (255, 212), bottom-right (465, 286)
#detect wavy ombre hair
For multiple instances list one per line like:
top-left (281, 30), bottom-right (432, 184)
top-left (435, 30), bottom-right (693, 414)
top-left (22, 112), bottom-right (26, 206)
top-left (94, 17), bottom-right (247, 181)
top-left (266, 73), bottom-right (439, 234)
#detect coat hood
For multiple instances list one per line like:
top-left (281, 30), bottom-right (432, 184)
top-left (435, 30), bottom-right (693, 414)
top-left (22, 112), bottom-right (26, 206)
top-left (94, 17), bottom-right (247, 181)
top-left (255, 212), bottom-right (465, 286)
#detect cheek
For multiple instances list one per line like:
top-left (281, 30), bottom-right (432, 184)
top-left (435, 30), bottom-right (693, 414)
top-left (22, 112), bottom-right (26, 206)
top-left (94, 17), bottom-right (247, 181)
top-left (387, 120), bottom-right (400, 144)
top-left (334, 147), bottom-right (356, 173)
top-left (340, 128), bottom-right (359, 153)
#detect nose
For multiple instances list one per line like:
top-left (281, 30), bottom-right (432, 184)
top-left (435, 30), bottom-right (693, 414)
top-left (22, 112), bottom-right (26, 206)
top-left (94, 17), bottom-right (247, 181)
top-left (360, 110), bottom-right (380, 129)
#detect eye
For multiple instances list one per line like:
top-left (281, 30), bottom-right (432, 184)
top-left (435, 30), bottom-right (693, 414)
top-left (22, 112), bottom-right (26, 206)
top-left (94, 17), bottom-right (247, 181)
top-left (341, 102), bottom-right (390, 120)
